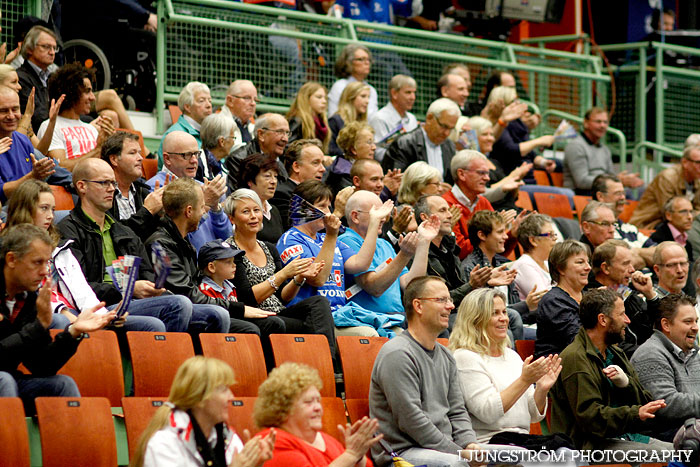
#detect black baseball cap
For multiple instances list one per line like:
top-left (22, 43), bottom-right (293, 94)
top-left (198, 240), bottom-right (244, 269)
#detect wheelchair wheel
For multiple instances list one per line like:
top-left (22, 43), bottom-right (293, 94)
top-left (62, 39), bottom-right (112, 90)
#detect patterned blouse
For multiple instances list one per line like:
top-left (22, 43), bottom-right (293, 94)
top-left (227, 237), bottom-right (284, 313)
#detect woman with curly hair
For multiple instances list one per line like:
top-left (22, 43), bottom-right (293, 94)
top-left (325, 121), bottom-right (376, 195)
top-left (254, 362), bottom-right (380, 466)
top-left (328, 81), bottom-right (371, 156)
top-left (287, 82), bottom-right (331, 153)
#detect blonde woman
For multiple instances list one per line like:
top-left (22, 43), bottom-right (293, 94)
top-left (397, 161), bottom-right (443, 206)
top-left (287, 82), bottom-right (331, 153)
top-left (450, 288), bottom-right (561, 445)
top-left (132, 356), bottom-right (275, 467)
top-left (254, 362), bottom-right (380, 466)
top-left (329, 82), bottom-right (370, 156)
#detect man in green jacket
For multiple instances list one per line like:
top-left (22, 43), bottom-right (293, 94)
top-left (550, 288), bottom-right (674, 452)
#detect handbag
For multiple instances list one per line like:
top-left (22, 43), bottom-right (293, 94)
top-left (488, 431), bottom-right (575, 452)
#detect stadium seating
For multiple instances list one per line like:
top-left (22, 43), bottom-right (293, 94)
top-left (122, 397), bottom-right (168, 458)
top-left (127, 331), bottom-right (195, 397)
top-left (269, 334), bottom-right (336, 397)
top-left (337, 336), bottom-right (388, 399)
top-left (199, 333), bottom-right (267, 397)
top-left (533, 192), bottom-right (574, 219)
top-left (0, 398), bottom-right (30, 467)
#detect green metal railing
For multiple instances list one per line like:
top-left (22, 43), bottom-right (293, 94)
top-left (156, 0), bottom-right (610, 133)
top-left (2, 0), bottom-right (42, 54)
top-left (632, 141), bottom-right (683, 181)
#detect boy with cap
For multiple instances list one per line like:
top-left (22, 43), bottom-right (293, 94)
top-left (198, 239), bottom-right (244, 302)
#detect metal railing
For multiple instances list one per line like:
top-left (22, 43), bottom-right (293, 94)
top-left (1, 0), bottom-right (42, 53)
top-left (632, 141), bottom-right (683, 182)
top-left (156, 0), bottom-right (610, 133)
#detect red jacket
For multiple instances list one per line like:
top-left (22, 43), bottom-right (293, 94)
top-left (442, 190), bottom-right (493, 259)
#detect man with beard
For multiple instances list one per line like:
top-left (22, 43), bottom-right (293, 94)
top-left (592, 174), bottom-right (655, 268)
top-left (632, 294), bottom-right (700, 440)
top-left (550, 288), bottom-right (673, 452)
top-left (654, 242), bottom-right (693, 297)
top-left (588, 240), bottom-right (660, 355)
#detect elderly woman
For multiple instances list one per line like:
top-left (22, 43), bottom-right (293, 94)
top-left (450, 288), bottom-right (561, 444)
top-left (489, 86), bottom-right (555, 178)
top-left (238, 153), bottom-right (284, 244)
top-left (224, 189), bottom-right (339, 363)
top-left (325, 121), bottom-right (376, 195)
top-left (199, 112), bottom-right (238, 182)
top-left (535, 239), bottom-right (591, 358)
top-left (329, 82), bottom-right (371, 157)
top-left (287, 82), bottom-right (331, 153)
top-left (397, 161), bottom-right (443, 206)
top-left (328, 43), bottom-right (377, 118)
top-left (132, 356), bottom-right (275, 467)
top-left (512, 214), bottom-right (556, 300)
top-left (254, 362), bottom-right (380, 466)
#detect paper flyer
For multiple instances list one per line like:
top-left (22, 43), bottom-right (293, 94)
top-left (151, 241), bottom-right (172, 290)
top-left (289, 194), bottom-right (346, 234)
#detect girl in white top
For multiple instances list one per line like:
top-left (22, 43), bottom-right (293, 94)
top-left (132, 356), bottom-right (275, 467)
top-left (512, 214), bottom-right (556, 300)
top-left (449, 288), bottom-right (561, 444)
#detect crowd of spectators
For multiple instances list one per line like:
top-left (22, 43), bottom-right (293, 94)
top-left (3, 12), bottom-right (700, 467)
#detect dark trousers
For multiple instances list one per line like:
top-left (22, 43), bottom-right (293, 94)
top-left (277, 296), bottom-right (338, 368)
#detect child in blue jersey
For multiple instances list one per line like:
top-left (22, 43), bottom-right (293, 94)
top-left (276, 180), bottom-right (397, 336)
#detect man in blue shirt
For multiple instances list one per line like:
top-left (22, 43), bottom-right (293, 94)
top-left (0, 86), bottom-right (59, 203)
top-left (339, 190), bottom-right (438, 322)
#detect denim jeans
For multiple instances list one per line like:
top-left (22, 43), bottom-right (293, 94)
top-left (0, 371), bottom-right (80, 415)
top-left (190, 304), bottom-right (231, 333)
top-left (108, 295), bottom-right (193, 332)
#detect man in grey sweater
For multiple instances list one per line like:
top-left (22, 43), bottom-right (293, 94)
top-left (369, 276), bottom-right (480, 467)
top-left (631, 293), bottom-right (700, 437)
top-left (563, 107), bottom-right (642, 195)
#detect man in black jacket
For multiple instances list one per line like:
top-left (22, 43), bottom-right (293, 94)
top-left (145, 176), bottom-right (285, 336)
top-left (103, 131), bottom-right (164, 238)
top-left (0, 224), bottom-right (115, 413)
top-left (382, 98), bottom-right (458, 184)
top-left (16, 25), bottom-right (56, 133)
top-left (56, 158), bottom-right (195, 333)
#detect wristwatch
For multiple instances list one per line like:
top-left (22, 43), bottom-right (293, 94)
top-left (293, 276), bottom-right (307, 287)
top-left (211, 202), bottom-right (222, 213)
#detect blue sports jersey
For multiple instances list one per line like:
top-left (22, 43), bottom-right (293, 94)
top-left (336, 0), bottom-right (413, 24)
top-left (276, 228), bottom-right (355, 311)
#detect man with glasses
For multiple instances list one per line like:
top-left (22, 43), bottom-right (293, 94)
top-left (564, 107), bottom-right (643, 195)
top-left (650, 197), bottom-right (694, 268)
top-left (57, 158), bottom-right (196, 333)
top-left (146, 131), bottom-right (230, 252)
top-left (370, 276), bottom-right (483, 467)
top-left (222, 80), bottom-right (258, 145)
top-left (443, 150), bottom-right (527, 259)
top-left (383, 98), bottom-right (459, 184)
top-left (631, 144), bottom-right (700, 230)
top-left (580, 201), bottom-right (617, 253)
top-left (653, 241), bottom-right (691, 297)
top-left (224, 113), bottom-right (290, 184)
top-left (587, 239), bottom-right (660, 356)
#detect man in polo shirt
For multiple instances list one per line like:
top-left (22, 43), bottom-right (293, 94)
top-left (338, 190), bottom-right (438, 327)
top-left (369, 74), bottom-right (417, 162)
top-left (57, 158), bottom-right (195, 333)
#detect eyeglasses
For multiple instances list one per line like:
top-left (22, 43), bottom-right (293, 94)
top-left (587, 220), bottom-right (618, 228)
top-left (262, 128), bottom-right (291, 137)
top-left (659, 261), bottom-right (690, 269)
top-left (684, 158), bottom-right (700, 165)
top-left (418, 297), bottom-right (454, 305)
top-left (434, 115), bottom-right (455, 131)
top-left (83, 179), bottom-right (118, 189)
top-left (231, 95), bottom-right (260, 104)
top-left (670, 209), bottom-right (693, 215)
top-left (165, 150), bottom-right (200, 161)
top-left (36, 43), bottom-right (60, 52)
top-left (464, 168), bottom-right (490, 177)
top-left (537, 232), bottom-right (558, 238)
top-left (352, 57), bottom-right (371, 63)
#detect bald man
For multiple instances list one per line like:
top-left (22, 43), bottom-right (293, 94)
top-left (146, 131), bottom-right (231, 252)
top-left (338, 190), bottom-right (439, 325)
top-left (222, 79), bottom-right (257, 144)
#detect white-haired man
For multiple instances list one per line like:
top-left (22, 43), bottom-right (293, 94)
top-left (382, 97), bottom-right (459, 184)
top-left (156, 81), bottom-right (212, 169)
top-left (221, 79), bottom-right (257, 145)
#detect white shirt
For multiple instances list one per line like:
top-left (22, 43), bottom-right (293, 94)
top-left (512, 253), bottom-right (552, 300)
top-left (369, 102), bottom-right (418, 162)
top-left (38, 115), bottom-right (98, 159)
top-left (327, 77), bottom-right (378, 118)
top-left (453, 347), bottom-right (545, 444)
top-left (420, 126), bottom-right (443, 176)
